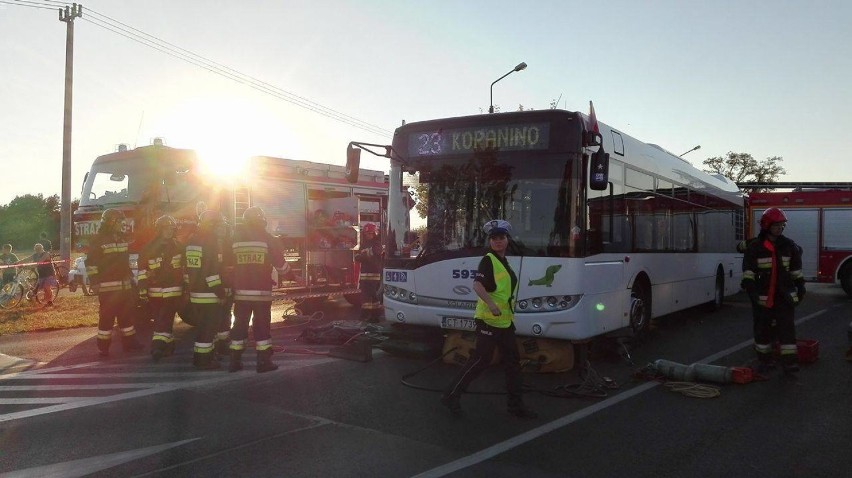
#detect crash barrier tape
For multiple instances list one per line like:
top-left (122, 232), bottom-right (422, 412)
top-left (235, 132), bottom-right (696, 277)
top-left (0, 259), bottom-right (69, 270)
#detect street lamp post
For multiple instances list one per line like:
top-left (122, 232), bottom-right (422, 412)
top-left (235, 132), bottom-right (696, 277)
top-left (679, 145), bottom-right (701, 157)
top-left (489, 62), bottom-right (527, 114)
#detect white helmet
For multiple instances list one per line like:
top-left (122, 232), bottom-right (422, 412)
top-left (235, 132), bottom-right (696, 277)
top-left (482, 219), bottom-right (512, 237)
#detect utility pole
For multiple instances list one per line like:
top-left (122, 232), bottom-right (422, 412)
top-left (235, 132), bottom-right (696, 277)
top-left (59, 3), bottom-right (82, 267)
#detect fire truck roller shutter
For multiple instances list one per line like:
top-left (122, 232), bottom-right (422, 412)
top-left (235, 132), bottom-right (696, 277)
top-left (251, 180), bottom-right (306, 236)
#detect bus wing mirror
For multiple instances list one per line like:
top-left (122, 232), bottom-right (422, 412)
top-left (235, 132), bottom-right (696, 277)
top-left (589, 148), bottom-right (610, 191)
top-left (346, 145), bottom-right (361, 183)
top-left (584, 131), bottom-right (602, 147)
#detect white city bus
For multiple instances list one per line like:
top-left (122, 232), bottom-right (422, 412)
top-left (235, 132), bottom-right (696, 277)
top-left (348, 108), bottom-right (744, 341)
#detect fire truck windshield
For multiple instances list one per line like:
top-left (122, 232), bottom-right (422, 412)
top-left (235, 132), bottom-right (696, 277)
top-left (80, 161), bottom-right (200, 207)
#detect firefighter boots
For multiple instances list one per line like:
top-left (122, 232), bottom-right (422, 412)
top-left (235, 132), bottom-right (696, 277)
top-left (228, 349), bottom-right (243, 373)
top-left (193, 352), bottom-right (221, 371)
top-left (151, 341), bottom-right (165, 362)
top-left (97, 340), bottom-right (111, 357)
top-left (215, 339), bottom-right (230, 358)
top-left (256, 349), bottom-right (278, 373)
top-left (122, 335), bottom-right (144, 352)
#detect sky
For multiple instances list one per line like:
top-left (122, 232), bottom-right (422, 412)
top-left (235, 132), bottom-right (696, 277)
top-left (1, 0), bottom-right (851, 206)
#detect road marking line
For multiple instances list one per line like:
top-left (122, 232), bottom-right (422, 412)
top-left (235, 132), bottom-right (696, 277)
top-left (0, 437), bottom-right (199, 478)
top-left (0, 357), bottom-right (335, 423)
top-left (0, 384), bottom-right (158, 391)
top-left (413, 308), bottom-right (828, 478)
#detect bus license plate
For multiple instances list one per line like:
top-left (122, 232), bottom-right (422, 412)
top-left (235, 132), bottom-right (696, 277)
top-left (441, 317), bottom-right (475, 331)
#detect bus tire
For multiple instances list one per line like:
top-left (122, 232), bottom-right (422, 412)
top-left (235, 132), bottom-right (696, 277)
top-left (629, 276), bottom-right (652, 337)
top-left (706, 267), bottom-right (725, 312)
top-left (840, 262), bottom-right (852, 298)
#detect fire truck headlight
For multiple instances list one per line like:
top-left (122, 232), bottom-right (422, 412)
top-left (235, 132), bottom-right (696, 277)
top-left (531, 298), bottom-right (542, 309)
top-left (408, 291), bottom-right (417, 302)
top-left (517, 300), bottom-right (529, 310)
top-left (546, 296), bottom-right (558, 308)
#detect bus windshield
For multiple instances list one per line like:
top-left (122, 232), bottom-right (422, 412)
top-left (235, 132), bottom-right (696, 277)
top-left (417, 150), bottom-right (584, 258)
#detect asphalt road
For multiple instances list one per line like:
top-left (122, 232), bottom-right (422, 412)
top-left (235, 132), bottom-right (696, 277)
top-left (0, 286), bottom-right (850, 477)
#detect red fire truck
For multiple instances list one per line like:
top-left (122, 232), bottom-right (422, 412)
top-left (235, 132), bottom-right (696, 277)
top-left (73, 139), bottom-right (388, 312)
top-left (741, 182), bottom-right (852, 297)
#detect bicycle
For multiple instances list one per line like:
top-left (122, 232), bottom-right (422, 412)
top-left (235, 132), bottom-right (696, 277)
top-left (0, 268), bottom-right (59, 309)
top-left (0, 268), bottom-right (37, 309)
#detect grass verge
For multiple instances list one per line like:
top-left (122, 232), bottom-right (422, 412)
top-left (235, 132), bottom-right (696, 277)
top-left (0, 293), bottom-right (100, 335)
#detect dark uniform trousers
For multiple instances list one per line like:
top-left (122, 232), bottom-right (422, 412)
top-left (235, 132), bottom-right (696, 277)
top-left (97, 289), bottom-right (135, 350)
top-left (231, 301), bottom-right (272, 345)
top-left (444, 320), bottom-right (524, 408)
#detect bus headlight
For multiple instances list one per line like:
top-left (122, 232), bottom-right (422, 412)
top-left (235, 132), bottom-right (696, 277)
top-left (384, 285), bottom-right (418, 304)
top-left (515, 294), bottom-right (583, 313)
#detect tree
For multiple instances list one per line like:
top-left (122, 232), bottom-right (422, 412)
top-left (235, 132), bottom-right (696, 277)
top-left (0, 194), bottom-right (62, 251)
top-left (702, 152), bottom-right (786, 191)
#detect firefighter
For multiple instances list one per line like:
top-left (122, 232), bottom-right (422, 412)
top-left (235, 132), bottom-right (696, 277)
top-left (87, 208), bottom-right (144, 356)
top-left (138, 215), bottom-right (184, 362)
top-left (185, 210), bottom-right (228, 370)
top-left (741, 207), bottom-right (806, 375)
top-left (355, 222), bottom-right (383, 322)
top-left (228, 206), bottom-right (288, 373)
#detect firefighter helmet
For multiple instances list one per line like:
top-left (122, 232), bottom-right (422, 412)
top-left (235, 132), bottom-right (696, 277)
top-left (100, 208), bottom-right (125, 233)
top-left (242, 206), bottom-right (267, 229)
top-left (482, 219), bottom-right (512, 237)
top-left (760, 207), bottom-right (788, 230)
top-left (198, 210), bottom-right (223, 230)
top-left (362, 223), bottom-right (377, 234)
top-left (154, 215), bottom-right (177, 233)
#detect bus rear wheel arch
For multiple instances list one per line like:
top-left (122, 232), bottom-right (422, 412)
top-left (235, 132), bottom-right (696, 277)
top-left (706, 266), bottom-right (725, 312)
top-left (629, 274), bottom-right (652, 337)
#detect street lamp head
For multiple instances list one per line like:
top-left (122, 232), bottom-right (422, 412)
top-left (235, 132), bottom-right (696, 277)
top-left (514, 62), bottom-right (528, 72)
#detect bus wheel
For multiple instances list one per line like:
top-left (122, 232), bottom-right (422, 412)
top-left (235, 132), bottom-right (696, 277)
top-left (706, 268), bottom-right (725, 312)
top-left (840, 263), bottom-right (852, 298)
top-left (629, 279), bottom-right (651, 337)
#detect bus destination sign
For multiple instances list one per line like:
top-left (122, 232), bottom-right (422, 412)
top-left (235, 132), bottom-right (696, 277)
top-left (408, 122), bottom-right (550, 157)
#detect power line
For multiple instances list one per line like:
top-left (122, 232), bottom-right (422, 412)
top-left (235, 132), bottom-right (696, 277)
top-left (7, 0), bottom-right (394, 138)
top-left (1, 0), bottom-right (57, 11)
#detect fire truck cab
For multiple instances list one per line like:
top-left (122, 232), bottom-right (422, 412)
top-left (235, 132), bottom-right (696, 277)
top-left (73, 140), bottom-right (388, 315)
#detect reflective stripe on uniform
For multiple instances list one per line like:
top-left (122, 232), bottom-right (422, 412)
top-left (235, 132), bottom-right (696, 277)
top-left (230, 339), bottom-right (246, 351)
top-left (234, 289), bottom-right (272, 302)
top-left (206, 274), bottom-right (222, 287)
top-left (194, 342), bottom-right (214, 354)
top-left (153, 332), bottom-right (175, 343)
top-left (149, 286), bottom-right (183, 298)
top-left (256, 339), bottom-right (272, 351)
top-left (190, 292), bottom-right (219, 304)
